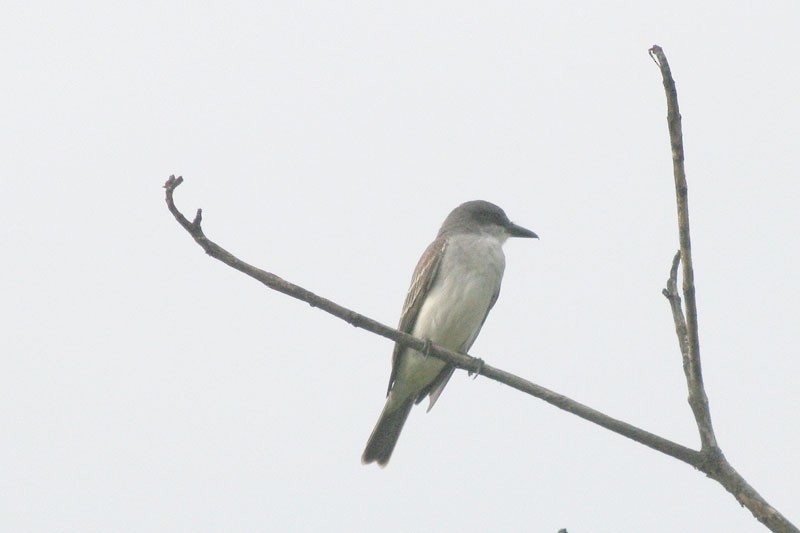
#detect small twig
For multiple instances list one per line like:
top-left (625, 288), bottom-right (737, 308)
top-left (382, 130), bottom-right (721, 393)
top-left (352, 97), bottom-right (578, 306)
top-left (662, 251), bottom-right (692, 390)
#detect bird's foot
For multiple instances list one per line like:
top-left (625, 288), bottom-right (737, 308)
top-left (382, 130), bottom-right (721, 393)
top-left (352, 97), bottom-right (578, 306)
top-left (422, 338), bottom-right (433, 359)
top-left (468, 358), bottom-right (485, 379)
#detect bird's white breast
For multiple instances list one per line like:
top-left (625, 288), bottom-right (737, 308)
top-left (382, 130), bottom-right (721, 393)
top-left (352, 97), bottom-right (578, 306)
top-left (413, 233), bottom-right (505, 350)
top-left (390, 234), bottom-right (506, 400)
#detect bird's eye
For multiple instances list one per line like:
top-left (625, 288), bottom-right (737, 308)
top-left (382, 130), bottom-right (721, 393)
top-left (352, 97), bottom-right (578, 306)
top-left (478, 210), bottom-right (502, 225)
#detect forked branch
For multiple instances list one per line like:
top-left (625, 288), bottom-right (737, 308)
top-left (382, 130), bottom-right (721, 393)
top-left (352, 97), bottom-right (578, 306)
top-left (651, 44), bottom-right (796, 533)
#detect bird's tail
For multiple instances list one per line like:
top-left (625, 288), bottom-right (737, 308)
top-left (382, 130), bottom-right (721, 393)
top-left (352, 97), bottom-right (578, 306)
top-left (361, 396), bottom-right (414, 467)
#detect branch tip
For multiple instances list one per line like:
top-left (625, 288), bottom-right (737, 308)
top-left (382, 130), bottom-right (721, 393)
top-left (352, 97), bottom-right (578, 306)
top-left (669, 250), bottom-right (681, 282)
top-left (164, 174), bottom-right (184, 191)
top-left (648, 46), bottom-right (659, 66)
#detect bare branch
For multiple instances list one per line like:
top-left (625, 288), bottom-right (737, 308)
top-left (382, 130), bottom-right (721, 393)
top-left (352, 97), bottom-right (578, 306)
top-left (662, 251), bottom-right (693, 398)
top-left (163, 174), bottom-right (699, 466)
top-left (708, 453), bottom-right (799, 533)
top-left (650, 45), bottom-right (798, 533)
top-left (649, 44), bottom-right (716, 451)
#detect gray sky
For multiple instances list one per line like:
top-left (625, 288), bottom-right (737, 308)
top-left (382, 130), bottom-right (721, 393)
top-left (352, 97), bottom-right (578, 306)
top-left (2, 2), bottom-right (798, 532)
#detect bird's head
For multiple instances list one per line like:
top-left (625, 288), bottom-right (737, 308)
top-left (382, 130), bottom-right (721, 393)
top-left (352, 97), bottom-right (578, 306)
top-left (439, 200), bottom-right (538, 242)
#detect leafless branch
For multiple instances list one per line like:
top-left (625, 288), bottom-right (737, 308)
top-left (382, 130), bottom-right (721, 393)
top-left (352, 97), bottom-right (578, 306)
top-left (650, 44), bottom-right (716, 452)
top-left (661, 252), bottom-right (687, 352)
top-left (650, 44), bottom-right (797, 533)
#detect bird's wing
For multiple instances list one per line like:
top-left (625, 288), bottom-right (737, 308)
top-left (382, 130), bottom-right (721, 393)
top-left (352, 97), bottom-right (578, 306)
top-left (473, 285), bottom-right (501, 346)
top-left (386, 236), bottom-right (448, 396)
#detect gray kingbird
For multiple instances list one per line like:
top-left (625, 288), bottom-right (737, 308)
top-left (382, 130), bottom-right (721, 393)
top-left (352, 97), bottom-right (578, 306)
top-left (362, 200), bottom-right (537, 466)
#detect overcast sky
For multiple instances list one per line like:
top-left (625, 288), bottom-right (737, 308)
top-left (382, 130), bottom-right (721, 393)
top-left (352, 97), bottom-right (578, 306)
top-left (2, 2), bottom-right (799, 532)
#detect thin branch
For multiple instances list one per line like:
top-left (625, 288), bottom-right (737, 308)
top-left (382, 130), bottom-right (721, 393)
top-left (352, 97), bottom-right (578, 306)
top-left (163, 174), bottom-right (699, 466)
top-left (651, 45), bottom-right (798, 533)
top-left (649, 44), bottom-right (716, 452)
top-left (662, 251), bottom-right (692, 397)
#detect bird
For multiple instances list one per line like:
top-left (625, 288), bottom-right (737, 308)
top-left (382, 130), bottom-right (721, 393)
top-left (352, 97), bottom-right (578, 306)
top-left (361, 200), bottom-right (537, 466)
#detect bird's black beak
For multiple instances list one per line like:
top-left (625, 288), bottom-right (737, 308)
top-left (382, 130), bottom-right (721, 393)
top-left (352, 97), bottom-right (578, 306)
top-left (506, 222), bottom-right (538, 239)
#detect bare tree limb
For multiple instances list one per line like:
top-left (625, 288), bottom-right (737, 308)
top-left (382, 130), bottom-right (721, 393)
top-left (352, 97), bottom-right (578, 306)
top-left (650, 45), bottom-right (797, 533)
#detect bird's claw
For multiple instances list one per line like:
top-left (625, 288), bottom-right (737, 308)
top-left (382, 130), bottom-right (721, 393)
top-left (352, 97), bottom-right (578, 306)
top-left (422, 339), bottom-right (433, 359)
top-left (468, 358), bottom-right (485, 379)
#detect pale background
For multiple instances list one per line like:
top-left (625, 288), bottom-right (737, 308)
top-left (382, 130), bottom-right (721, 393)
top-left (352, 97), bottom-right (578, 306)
top-left (2, 2), bottom-right (798, 532)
